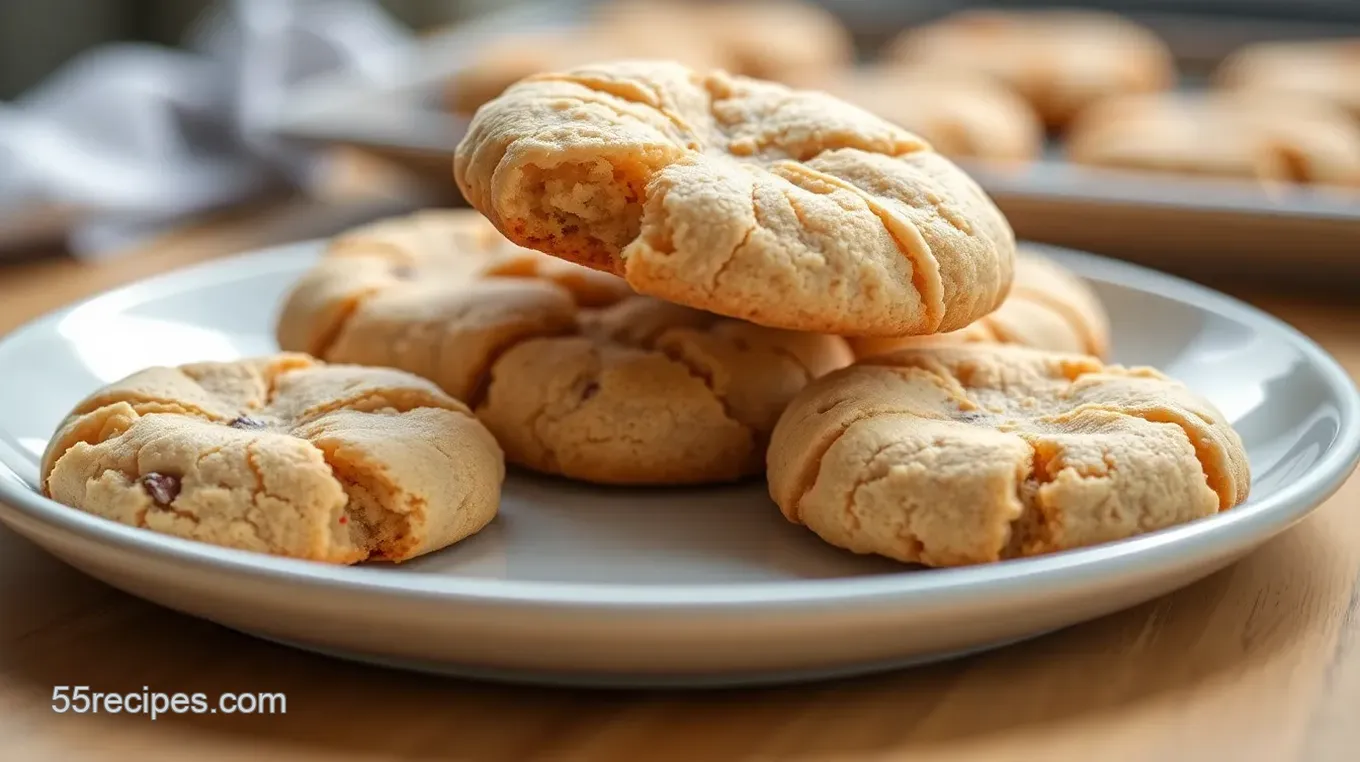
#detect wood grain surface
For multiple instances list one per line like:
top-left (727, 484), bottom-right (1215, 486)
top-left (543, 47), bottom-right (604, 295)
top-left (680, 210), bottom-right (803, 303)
top-left (0, 212), bottom-right (1357, 762)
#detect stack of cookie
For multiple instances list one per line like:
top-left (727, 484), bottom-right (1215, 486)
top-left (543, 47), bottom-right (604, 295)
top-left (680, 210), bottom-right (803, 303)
top-left (40, 59), bottom-right (1251, 569)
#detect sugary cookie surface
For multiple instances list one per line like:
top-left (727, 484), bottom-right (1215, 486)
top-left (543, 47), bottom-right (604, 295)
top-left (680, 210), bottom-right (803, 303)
top-left (41, 354), bottom-right (504, 563)
top-left (767, 344), bottom-right (1250, 567)
top-left (454, 60), bottom-right (1015, 338)
top-left (848, 249), bottom-right (1109, 359)
top-left (276, 210), bottom-right (854, 485)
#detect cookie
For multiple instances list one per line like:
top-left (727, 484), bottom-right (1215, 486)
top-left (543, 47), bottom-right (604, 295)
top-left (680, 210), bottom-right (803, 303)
top-left (1066, 92), bottom-right (1360, 186)
top-left (276, 210), bottom-right (854, 485)
top-left (1216, 39), bottom-right (1360, 120)
top-left (767, 344), bottom-right (1251, 567)
top-left (40, 354), bottom-right (504, 564)
top-left (849, 249), bottom-right (1108, 359)
top-left (819, 66), bottom-right (1043, 162)
top-left (445, 15), bottom-right (726, 116)
top-left (683, 0), bottom-right (853, 85)
top-left (887, 9), bottom-right (1175, 129)
top-left (454, 60), bottom-right (1016, 338)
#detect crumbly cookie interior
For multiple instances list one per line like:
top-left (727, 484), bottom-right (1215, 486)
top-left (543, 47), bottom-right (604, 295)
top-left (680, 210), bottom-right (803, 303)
top-left (518, 156), bottom-right (651, 270)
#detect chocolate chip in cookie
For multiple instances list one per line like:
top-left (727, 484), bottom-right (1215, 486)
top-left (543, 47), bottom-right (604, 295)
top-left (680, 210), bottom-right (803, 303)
top-left (140, 472), bottom-right (181, 507)
top-left (228, 415), bottom-right (267, 430)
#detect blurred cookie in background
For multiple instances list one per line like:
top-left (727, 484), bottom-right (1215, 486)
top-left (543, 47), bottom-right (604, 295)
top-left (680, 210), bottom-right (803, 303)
top-left (1067, 92), bottom-right (1360, 187)
top-left (443, 12), bottom-right (725, 115)
top-left (819, 66), bottom-right (1043, 163)
top-left (887, 9), bottom-right (1175, 130)
top-left (445, 0), bottom-right (853, 114)
top-left (681, 0), bottom-right (854, 85)
top-left (1216, 39), bottom-right (1360, 120)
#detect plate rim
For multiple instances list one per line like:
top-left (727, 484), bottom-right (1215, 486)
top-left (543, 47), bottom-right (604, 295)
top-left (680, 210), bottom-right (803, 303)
top-left (0, 240), bottom-right (1356, 611)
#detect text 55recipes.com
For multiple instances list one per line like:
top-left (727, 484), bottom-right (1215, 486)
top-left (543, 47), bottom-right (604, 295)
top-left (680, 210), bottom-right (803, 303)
top-left (52, 686), bottom-right (286, 720)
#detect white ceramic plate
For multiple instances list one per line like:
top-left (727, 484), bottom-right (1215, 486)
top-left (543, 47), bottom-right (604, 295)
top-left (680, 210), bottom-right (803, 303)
top-left (0, 243), bottom-right (1356, 688)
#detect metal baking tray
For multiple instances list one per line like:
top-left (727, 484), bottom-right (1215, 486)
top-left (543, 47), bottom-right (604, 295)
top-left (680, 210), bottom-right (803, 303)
top-left (271, 0), bottom-right (1360, 284)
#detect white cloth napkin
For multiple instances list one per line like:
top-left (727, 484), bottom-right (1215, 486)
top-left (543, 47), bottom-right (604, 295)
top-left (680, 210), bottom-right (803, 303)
top-left (0, 0), bottom-right (413, 257)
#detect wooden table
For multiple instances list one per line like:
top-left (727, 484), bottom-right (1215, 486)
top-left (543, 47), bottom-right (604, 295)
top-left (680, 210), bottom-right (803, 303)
top-left (1, 210), bottom-right (1358, 762)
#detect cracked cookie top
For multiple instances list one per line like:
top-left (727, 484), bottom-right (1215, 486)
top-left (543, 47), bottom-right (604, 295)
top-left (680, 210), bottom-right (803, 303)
top-left (848, 249), bottom-right (1109, 359)
top-left (41, 354), bottom-right (504, 564)
top-left (767, 344), bottom-right (1250, 567)
top-left (276, 210), bottom-right (855, 485)
top-left (453, 59), bottom-right (1016, 338)
top-left (887, 9), bottom-right (1176, 129)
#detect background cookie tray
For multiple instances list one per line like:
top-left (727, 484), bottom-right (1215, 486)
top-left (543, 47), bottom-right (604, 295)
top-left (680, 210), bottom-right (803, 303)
top-left (270, 0), bottom-right (1360, 286)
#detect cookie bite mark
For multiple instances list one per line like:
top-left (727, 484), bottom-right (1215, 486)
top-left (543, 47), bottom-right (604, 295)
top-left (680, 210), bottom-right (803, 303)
top-left (1006, 438), bottom-right (1063, 557)
top-left (302, 431), bottom-right (419, 562)
top-left (240, 438), bottom-right (366, 562)
top-left (509, 154), bottom-right (657, 272)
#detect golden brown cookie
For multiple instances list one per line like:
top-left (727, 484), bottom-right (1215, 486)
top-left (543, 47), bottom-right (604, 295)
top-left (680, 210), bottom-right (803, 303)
top-left (888, 9), bottom-right (1175, 129)
top-left (682, 0), bottom-right (854, 85)
top-left (767, 344), bottom-right (1251, 567)
top-left (276, 210), bottom-right (855, 485)
top-left (849, 249), bottom-right (1108, 359)
top-left (454, 60), bottom-right (1016, 338)
top-left (41, 354), bottom-right (504, 564)
top-left (1216, 39), bottom-right (1360, 120)
top-left (1066, 92), bottom-right (1360, 186)
top-left (819, 66), bottom-right (1044, 162)
top-left (444, 12), bottom-right (727, 116)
